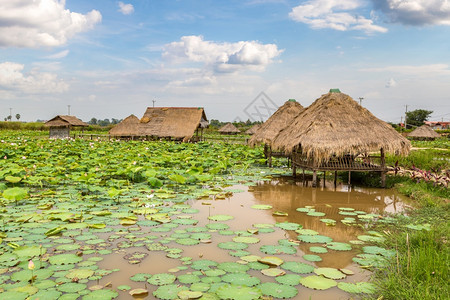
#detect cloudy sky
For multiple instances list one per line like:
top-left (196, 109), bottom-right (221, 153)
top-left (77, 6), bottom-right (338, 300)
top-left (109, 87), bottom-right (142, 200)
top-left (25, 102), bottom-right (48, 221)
top-left (1, 0), bottom-right (450, 123)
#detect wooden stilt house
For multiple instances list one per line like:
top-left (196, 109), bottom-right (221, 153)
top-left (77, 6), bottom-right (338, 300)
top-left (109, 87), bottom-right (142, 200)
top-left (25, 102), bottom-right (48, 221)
top-left (45, 115), bottom-right (88, 139)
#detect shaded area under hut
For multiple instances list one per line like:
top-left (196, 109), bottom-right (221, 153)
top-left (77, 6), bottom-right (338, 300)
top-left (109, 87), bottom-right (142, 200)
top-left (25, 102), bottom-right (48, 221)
top-left (272, 90), bottom-right (411, 187)
top-left (218, 123), bottom-right (240, 135)
top-left (45, 115), bottom-right (88, 139)
top-left (407, 124), bottom-right (440, 140)
top-left (249, 99), bottom-right (304, 167)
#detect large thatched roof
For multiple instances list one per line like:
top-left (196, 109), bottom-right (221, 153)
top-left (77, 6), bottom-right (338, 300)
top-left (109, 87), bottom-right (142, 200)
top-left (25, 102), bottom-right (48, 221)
top-left (272, 91), bottom-right (410, 162)
top-left (218, 123), bottom-right (240, 134)
top-left (109, 115), bottom-right (140, 136)
top-left (249, 99), bottom-right (304, 146)
top-left (245, 124), bottom-right (261, 135)
top-left (139, 107), bottom-right (208, 142)
top-left (45, 115), bottom-right (88, 127)
top-left (407, 125), bottom-right (440, 139)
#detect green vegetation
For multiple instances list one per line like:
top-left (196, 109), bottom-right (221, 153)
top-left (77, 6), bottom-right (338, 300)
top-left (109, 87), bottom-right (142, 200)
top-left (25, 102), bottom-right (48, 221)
top-left (405, 109), bottom-right (433, 128)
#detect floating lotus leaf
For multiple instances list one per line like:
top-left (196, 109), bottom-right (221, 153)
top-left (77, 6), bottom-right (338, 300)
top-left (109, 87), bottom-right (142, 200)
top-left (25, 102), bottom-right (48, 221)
top-left (49, 253), bottom-right (82, 265)
top-left (65, 269), bottom-right (95, 280)
top-left (250, 204), bottom-right (272, 210)
top-left (191, 260), bottom-right (218, 271)
top-left (30, 289), bottom-right (62, 300)
top-left (56, 244), bottom-right (80, 251)
top-left (298, 235), bottom-right (333, 244)
top-left (222, 273), bottom-right (261, 286)
top-left (339, 268), bottom-right (354, 275)
top-left (147, 273), bottom-right (176, 286)
top-left (303, 254), bottom-right (322, 262)
top-left (307, 211), bottom-right (326, 217)
top-left (314, 267), bottom-right (346, 279)
top-left (240, 255), bottom-right (260, 262)
top-left (153, 284), bottom-right (188, 299)
top-left (3, 187), bottom-right (28, 201)
top-left (117, 285), bottom-right (131, 291)
top-left (229, 250), bottom-right (251, 257)
top-left (339, 211), bottom-right (357, 216)
top-left (173, 219), bottom-right (199, 225)
top-left (190, 233), bottom-right (211, 240)
top-left (206, 223), bottom-right (229, 230)
top-left (177, 274), bottom-right (200, 284)
top-left (218, 262), bottom-right (250, 273)
top-left (45, 226), bottom-right (66, 236)
top-left (218, 242), bottom-right (248, 250)
top-left (363, 246), bottom-right (395, 257)
top-left (34, 279), bottom-right (56, 289)
top-left (11, 269), bottom-right (53, 282)
top-left (57, 282), bottom-right (88, 293)
top-left (259, 245), bottom-right (296, 255)
top-left (272, 211), bottom-right (288, 216)
top-left (299, 275), bottom-right (337, 290)
top-left (204, 269), bottom-right (226, 277)
top-left (82, 289), bottom-right (118, 300)
top-left (202, 276), bottom-right (222, 284)
top-left (275, 222), bottom-right (301, 231)
top-left (357, 235), bottom-right (385, 243)
top-left (260, 268), bottom-right (285, 277)
top-left (326, 242), bottom-right (352, 251)
top-left (247, 261), bottom-right (270, 270)
top-left (352, 254), bottom-right (388, 268)
top-left (190, 282), bottom-right (210, 292)
top-left (130, 273), bottom-right (152, 282)
top-left (14, 246), bottom-right (46, 258)
top-left (275, 274), bottom-right (302, 286)
top-left (296, 207), bottom-right (313, 213)
top-left (208, 215), bottom-right (233, 221)
top-left (176, 238), bottom-right (200, 246)
top-left (252, 223), bottom-right (274, 229)
top-left (281, 261), bottom-right (314, 274)
top-left (232, 236), bottom-right (259, 244)
top-left (295, 229), bottom-right (318, 235)
top-left (178, 290), bottom-right (203, 299)
top-left (128, 288), bottom-right (148, 296)
top-left (337, 282), bottom-right (376, 294)
top-left (319, 218), bottom-right (336, 225)
top-left (259, 282), bottom-right (298, 299)
top-left (216, 284), bottom-right (262, 300)
top-left (339, 207), bottom-right (355, 211)
top-left (0, 291), bottom-right (28, 300)
top-left (258, 256), bottom-right (284, 266)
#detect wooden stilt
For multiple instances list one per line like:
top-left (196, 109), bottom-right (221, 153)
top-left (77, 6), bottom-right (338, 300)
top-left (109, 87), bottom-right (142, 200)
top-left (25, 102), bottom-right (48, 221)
top-left (334, 171), bottom-right (337, 188)
top-left (312, 170), bottom-right (317, 187)
top-left (380, 147), bottom-right (386, 188)
top-left (348, 171), bottom-right (351, 186)
top-left (293, 165), bottom-right (297, 177)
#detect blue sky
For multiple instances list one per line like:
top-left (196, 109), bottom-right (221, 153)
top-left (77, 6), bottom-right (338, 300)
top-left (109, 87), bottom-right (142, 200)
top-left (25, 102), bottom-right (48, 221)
top-left (1, 0), bottom-right (449, 123)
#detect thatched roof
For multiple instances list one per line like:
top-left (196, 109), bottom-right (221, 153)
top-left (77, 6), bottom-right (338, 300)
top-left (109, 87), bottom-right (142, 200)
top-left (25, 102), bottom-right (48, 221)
top-left (407, 125), bottom-right (440, 139)
top-left (109, 115), bottom-right (140, 136)
top-left (218, 123), bottom-right (240, 134)
top-left (139, 107), bottom-right (208, 142)
top-left (249, 99), bottom-right (304, 146)
top-left (45, 115), bottom-right (88, 127)
top-left (272, 91), bottom-right (410, 162)
top-left (245, 124), bottom-right (261, 135)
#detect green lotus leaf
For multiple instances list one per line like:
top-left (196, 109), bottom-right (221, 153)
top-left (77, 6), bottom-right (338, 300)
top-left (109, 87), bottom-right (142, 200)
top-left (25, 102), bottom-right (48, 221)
top-left (260, 244), bottom-right (296, 255)
top-left (14, 246), bottom-right (46, 258)
top-left (190, 233), bottom-right (211, 240)
top-left (82, 289), bottom-right (118, 300)
top-left (297, 235), bottom-right (333, 243)
top-left (204, 269), bottom-right (226, 277)
top-left (176, 238), bottom-right (200, 246)
top-left (314, 267), bottom-right (346, 279)
top-left (222, 273), bottom-right (261, 286)
top-left (240, 255), bottom-right (260, 262)
top-left (250, 204), bottom-right (272, 210)
top-left (147, 273), bottom-right (176, 286)
top-left (258, 256), bottom-right (284, 267)
top-left (259, 282), bottom-right (298, 299)
top-left (296, 207), bottom-right (313, 213)
top-left (11, 268), bottom-right (54, 282)
top-left (130, 273), bottom-right (152, 282)
top-left (217, 262), bottom-right (250, 273)
top-left (352, 254), bottom-right (388, 268)
top-left (45, 226), bottom-right (66, 236)
top-left (190, 282), bottom-right (210, 292)
top-left (275, 274), bottom-right (302, 286)
top-left (208, 214), bottom-right (234, 221)
top-left (337, 282), bottom-right (376, 294)
top-left (57, 282), bottom-right (87, 293)
top-left (246, 261), bottom-right (270, 270)
top-left (319, 218), bottom-right (336, 225)
top-left (326, 242), bottom-right (352, 251)
top-left (48, 253), bottom-right (82, 265)
top-left (232, 236), bottom-right (260, 244)
top-left (173, 218), bottom-right (198, 225)
top-left (117, 285), bottom-right (131, 291)
top-left (260, 268), bottom-right (285, 277)
top-left (5, 175), bottom-right (22, 183)
top-left (339, 207), bottom-right (355, 211)
top-left (168, 174), bottom-right (186, 184)
top-left (218, 242), bottom-right (248, 250)
top-left (65, 269), bottom-right (95, 280)
top-left (303, 254), bottom-right (322, 262)
top-left (272, 211), bottom-right (288, 216)
top-left (128, 288), bottom-right (148, 296)
top-left (357, 235), bottom-right (385, 243)
top-left (206, 223), bottom-right (229, 230)
top-left (307, 211), bottom-right (326, 217)
top-left (0, 291), bottom-right (28, 300)
top-left (153, 284), bottom-right (188, 300)
top-left (363, 246), bottom-right (395, 257)
top-left (339, 211), bottom-right (357, 216)
top-left (295, 229), bottom-right (319, 235)
top-left (178, 290), bottom-right (203, 299)
top-left (216, 284), bottom-right (262, 300)
top-left (30, 289), bottom-right (62, 300)
top-left (191, 260), bottom-right (218, 271)
top-left (275, 222), bottom-right (301, 230)
top-left (281, 261), bottom-right (314, 274)
top-left (299, 275), bottom-right (337, 290)
top-left (177, 274), bottom-right (200, 284)
top-left (3, 187), bottom-right (28, 201)
top-left (252, 223), bottom-right (274, 229)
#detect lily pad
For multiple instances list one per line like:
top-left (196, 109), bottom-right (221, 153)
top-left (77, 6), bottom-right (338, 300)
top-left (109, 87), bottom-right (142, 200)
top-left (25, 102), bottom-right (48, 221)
top-left (258, 256), bottom-right (284, 267)
top-left (82, 289), bottom-right (118, 300)
top-left (153, 284), bottom-right (188, 299)
top-left (222, 273), bottom-right (260, 286)
top-left (337, 282), bottom-right (376, 294)
top-left (217, 262), bottom-right (250, 273)
top-left (259, 282), bottom-right (298, 299)
top-left (250, 204), bottom-right (272, 210)
top-left (299, 275), bottom-right (337, 290)
top-left (303, 254), bottom-right (322, 262)
top-left (147, 273), bottom-right (176, 286)
top-left (275, 274), bottom-right (302, 286)
top-left (297, 235), bottom-right (333, 244)
top-left (208, 215), bottom-right (233, 221)
top-left (260, 268), bottom-right (285, 277)
top-left (326, 242), bottom-right (352, 251)
top-left (314, 267), bottom-right (346, 279)
top-left (49, 253), bottom-right (82, 265)
top-left (281, 261), bottom-right (314, 274)
top-left (216, 284), bottom-right (262, 300)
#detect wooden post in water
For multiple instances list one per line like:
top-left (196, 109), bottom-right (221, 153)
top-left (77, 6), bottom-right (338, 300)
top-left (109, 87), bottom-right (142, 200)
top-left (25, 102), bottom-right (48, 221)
top-left (380, 147), bottom-right (386, 188)
top-left (312, 170), bottom-right (317, 187)
top-left (348, 171), bottom-right (351, 186)
top-left (293, 165), bottom-right (297, 177)
top-left (334, 171), bottom-right (337, 188)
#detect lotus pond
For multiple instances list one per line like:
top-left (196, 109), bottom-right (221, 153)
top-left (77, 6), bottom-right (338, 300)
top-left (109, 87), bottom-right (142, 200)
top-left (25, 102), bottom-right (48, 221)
top-left (0, 137), bottom-right (412, 299)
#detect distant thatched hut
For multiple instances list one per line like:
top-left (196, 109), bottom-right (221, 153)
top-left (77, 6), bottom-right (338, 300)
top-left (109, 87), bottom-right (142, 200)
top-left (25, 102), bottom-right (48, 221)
top-left (109, 115), bottom-right (140, 138)
top-left (407, 125), bottom-right (440, 140)
top-left (45, 115), bottom-right (88, 139)
top-left (245, 124), bottom-right (260, 135)
top-left (249, 99), bottom-right (304, 166)
top-left (218, 123), bottom-right (240, 135)
top-left (139, 107), bottom-right (208, 142)
top-left (272, 90), bottom-right (410, 187)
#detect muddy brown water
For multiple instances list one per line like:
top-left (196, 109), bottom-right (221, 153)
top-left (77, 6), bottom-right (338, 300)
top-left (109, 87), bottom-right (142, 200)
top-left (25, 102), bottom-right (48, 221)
top-left (98, 177), bottom-right (411, 299)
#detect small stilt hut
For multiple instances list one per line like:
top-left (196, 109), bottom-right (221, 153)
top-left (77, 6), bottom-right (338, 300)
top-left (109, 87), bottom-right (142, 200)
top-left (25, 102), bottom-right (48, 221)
top-left (218, 123), bottom-right (240, 135)
top-left (249, 99), bottom-right (304, 167)
top-left (407, 125), bottom-right (440, 140)
top-left (108, 115), bottom-right (140, 138)
top-left (245, 124), bottom-right (261, 135)
top-left (272, 90), bottom-right (411, 187)
top-left (45, 115), bottom-right (88, 139)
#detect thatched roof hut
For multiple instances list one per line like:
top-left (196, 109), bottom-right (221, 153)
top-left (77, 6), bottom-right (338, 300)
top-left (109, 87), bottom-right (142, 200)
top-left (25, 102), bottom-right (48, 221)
top-left (218, 123), bottom-right (240, 134)
top-left (272, 91), bottom-right (411, 162)
top-left (45, 115), bottom-right (88, 139)
top-left (245, 124), bottom-right (260, 135)
top-left (109, 114), bottom-right (140, 137)
top-left (139, 107), bottom-right (208, 142)
top-left (249, 99), bottom-right (304, 146)
top-left (407, 125), bottom-right (440, 140)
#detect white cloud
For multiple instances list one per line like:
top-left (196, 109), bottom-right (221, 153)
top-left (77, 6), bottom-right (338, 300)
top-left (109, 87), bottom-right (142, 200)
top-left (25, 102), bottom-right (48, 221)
top-left (0, 62), bottom-right (68, 94)
top-left (289, 0), bottom-right (388, 33)
top-left (0, 0), bottom-right (101, 48)
top-left (162, 35), bottom-right (283, 73)
top-left (361, 64), bottom-right (450, 76)
top-left (118, 2), bottom-right (134, 15)
top-left (372, 0), bottom-right (450, 25)
top-left (386, 77), bottom-right (397, 88)
top-left (44, 50), bottom-right (70, 59)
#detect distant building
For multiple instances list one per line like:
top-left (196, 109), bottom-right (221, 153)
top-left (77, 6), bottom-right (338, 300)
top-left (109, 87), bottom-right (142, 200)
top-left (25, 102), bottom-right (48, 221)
top-left (45, 115), bottom-right (88, 139)
top-left (424, 121), bottom-right (450, 130)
